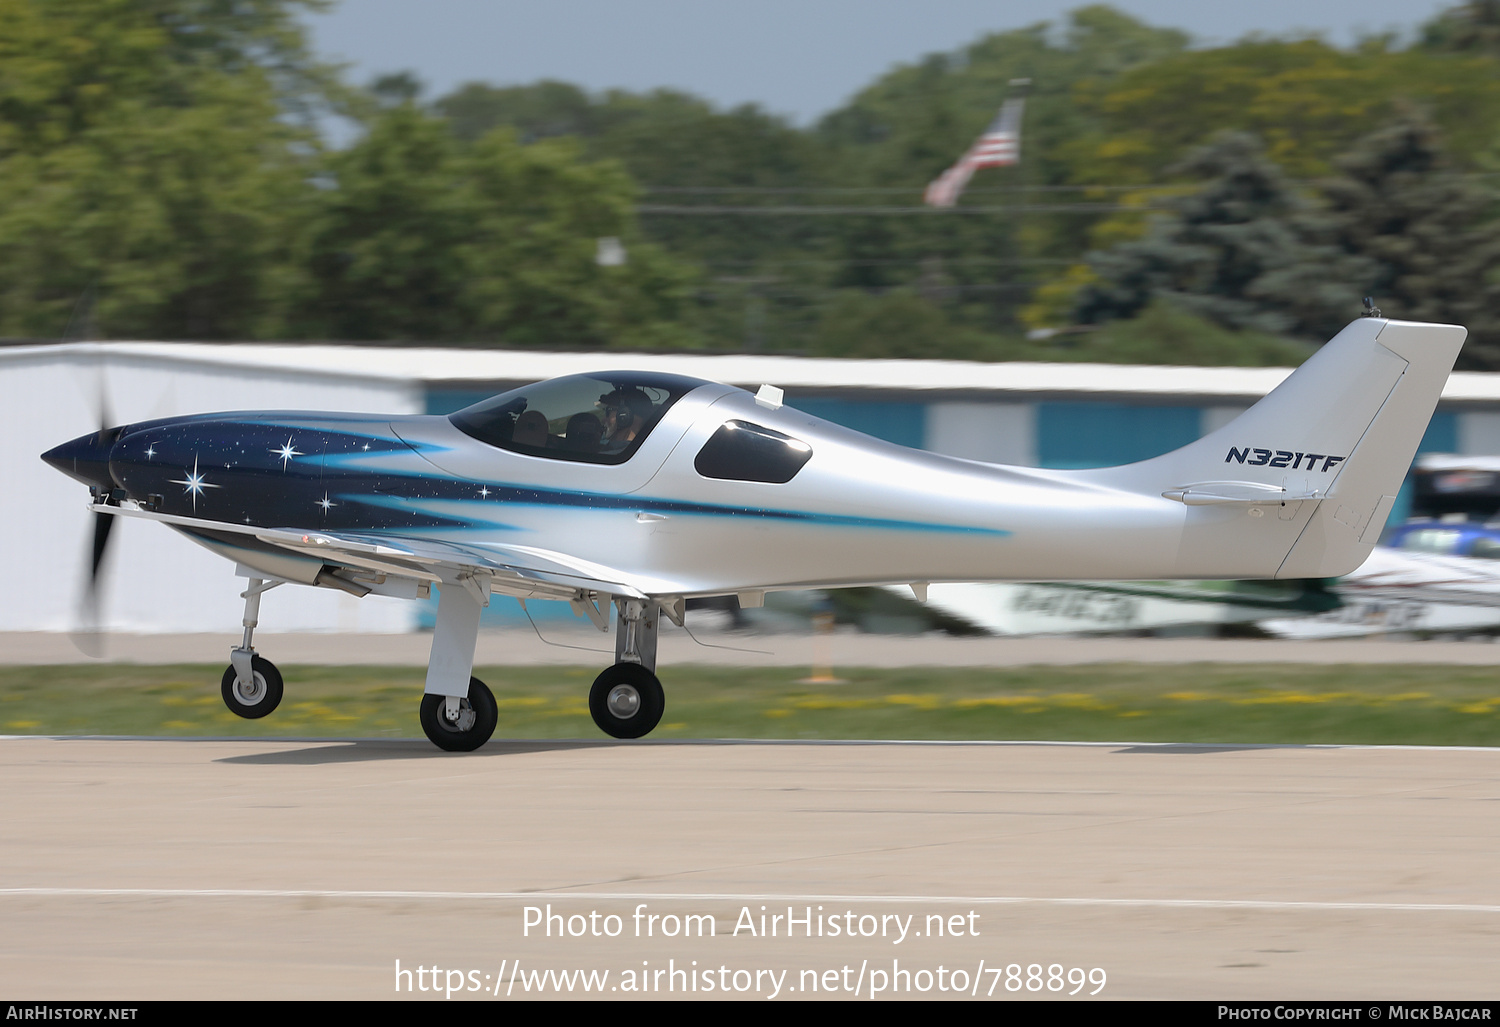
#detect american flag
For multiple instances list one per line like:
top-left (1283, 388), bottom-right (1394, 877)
top-left (924, 80), bottom-right (1029, 208)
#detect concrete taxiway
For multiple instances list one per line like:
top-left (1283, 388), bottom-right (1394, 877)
top-left (7, 628), bottom-right (1500, 667)
top-left (1, 736), bottom-right (1497, 999)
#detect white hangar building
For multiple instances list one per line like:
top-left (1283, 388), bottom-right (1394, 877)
top-left (7, 340), bottom-right (1500, 634)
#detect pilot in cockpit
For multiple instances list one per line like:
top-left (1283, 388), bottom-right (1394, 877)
top-left (598, 387), bottom-right (654, 452)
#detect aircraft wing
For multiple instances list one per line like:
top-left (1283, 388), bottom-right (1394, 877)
top-left (1335, 546), bottom-right (1500, 607)
top-left (256, 526), bottom-right (650, 600)
top-left (90, 501), bottom-right (652, 601)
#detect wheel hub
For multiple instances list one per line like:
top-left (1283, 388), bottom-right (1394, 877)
top-left (606, 683), bottom-right (641, 719)
top-left (444, 700), bottom-right (477, 732)
top-left (233, 673), bottom-right (265, 705)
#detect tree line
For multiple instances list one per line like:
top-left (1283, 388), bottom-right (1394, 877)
top-left (5, 1), bottom-right (1500, 366)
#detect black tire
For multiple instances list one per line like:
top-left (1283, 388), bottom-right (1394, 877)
top-left (220, 655), bottom-right (284, 719)
top-left (420, 677), bottom-right (498, 752)
top-left (589, 663), bottom-right (665, 739)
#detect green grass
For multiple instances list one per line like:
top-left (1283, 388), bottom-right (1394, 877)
top-left (3, 663), bottom-right (1500, 746)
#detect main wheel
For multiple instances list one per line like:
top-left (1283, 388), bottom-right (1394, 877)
top-left (420, 677), bottom-right (498, 752)
top-left (220, 655), bottom-right (283, 719)
top-left (589, 663), bottom-right (665, 739)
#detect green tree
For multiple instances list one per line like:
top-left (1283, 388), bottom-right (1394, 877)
top-left (293, 104), bottom-right (474, 340)
top-left (1420, 1), bottom-right (1500, 54)
top-left (432, 81), bottom-right (835, 349)
top-left (1311, 115), bottom-right (1500, 367)
top-left (296, 102), bottom-right (700, 348)
top-left (1073, 133), bottom-right (1368, 336)
top-left (0, 0), bottom-right (332, 339)
top-left (459, 126), bottom-right (701, 350)
top-left (1071, 37), bottom-right (1500, 184)
top-left (436, 80), bottom-right (603, 144)
top-left (435, 83), bottom-right (830, 268)
top-left (1062, 300), bottom-right (1313, 366)
top-left (813, 6), bottom-right (1192, 329)
top-left (424, 8), bottom-right (1193, 349)
top-left (808, 289), bottom-right (980, 359)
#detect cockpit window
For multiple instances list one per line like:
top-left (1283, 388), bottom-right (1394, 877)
top-left (694, 420), bottom-right (812, 483)
top-left (450, 372), bottom-right (704, 464)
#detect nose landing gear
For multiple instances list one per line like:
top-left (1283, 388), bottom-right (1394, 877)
top-left (221, 578), bottom-right (284, 719)
top-left (220, 653), bottom-right (283, 718)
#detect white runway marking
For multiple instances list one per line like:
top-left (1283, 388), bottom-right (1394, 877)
top-left (4, 888), bottom-right (1499, 914)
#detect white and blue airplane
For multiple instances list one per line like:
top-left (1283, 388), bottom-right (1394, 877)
top-left (42, 316), bottom-right (1465, 750)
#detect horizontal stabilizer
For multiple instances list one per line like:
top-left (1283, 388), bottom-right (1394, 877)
top-left (1162, 481), bottom-right (1323, 506)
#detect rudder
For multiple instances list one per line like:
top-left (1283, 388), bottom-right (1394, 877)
top-left (1276, 319), bottom-right (1466, 577)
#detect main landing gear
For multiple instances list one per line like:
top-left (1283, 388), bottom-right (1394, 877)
top-left (588, 597), bottom-right (666, 739)
top-left (590, 663), bottom-right (664, 739)
top-left (419, 677), bottom-right (498, 752)
top-left (421, 587), bottom-right (669, 748)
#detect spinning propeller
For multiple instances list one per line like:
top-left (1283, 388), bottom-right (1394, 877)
top-left (48, 285), bottom-right (121, 656)
top-left (69, 379), bottom-right (122, 657)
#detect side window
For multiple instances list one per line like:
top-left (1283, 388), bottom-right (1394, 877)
top-left (694, 420), bottom-right (812, 484)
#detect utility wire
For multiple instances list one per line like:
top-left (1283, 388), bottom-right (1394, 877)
top-left (643, 184), bottom-right (1174, 195)
top-left (638, 202), bottom-right (1163, 215)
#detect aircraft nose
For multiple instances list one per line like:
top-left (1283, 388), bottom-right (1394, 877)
top-left (42, 426), bottom-right (125, 489)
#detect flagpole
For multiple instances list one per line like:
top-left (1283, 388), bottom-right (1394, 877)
top-left (1006, 79), bottom-right (1030, 336)
top-left (922, 78), bottom-right (1030, 338)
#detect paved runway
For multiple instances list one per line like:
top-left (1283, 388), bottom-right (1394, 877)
top-left (1, 736), bottom-right (1496, 1000)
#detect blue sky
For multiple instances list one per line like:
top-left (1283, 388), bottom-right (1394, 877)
top-left (308, 1), bottom-right (1453, 125)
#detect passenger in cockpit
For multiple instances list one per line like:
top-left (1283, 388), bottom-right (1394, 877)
top-left (563, 412), bottom-right (604, 453)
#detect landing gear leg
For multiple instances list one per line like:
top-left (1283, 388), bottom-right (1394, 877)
top-left (221, 577), bottom-right (284, 718)
top-left (420, 577), bottom-right (497, 751)
top-left (590, 599), bottom-right (665, 739)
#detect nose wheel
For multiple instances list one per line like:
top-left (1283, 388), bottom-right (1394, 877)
top-left (589, 663), bottom-right (665, 739)
top-left (220, 655), bottom-right (284, 719)
top-left (420, 677), bottom-right (498, 752)
top-left (222, 577), bottom-right (285, 720)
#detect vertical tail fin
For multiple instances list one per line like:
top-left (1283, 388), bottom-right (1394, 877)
top-left (1085, 318), bottom-right (1466, 578)
top-left (1275, 319), bottom-right (1465, 576)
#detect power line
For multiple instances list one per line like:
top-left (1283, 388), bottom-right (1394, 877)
top-left (703, 256), bottom-right (1075, 268)
top-left (642, 184), bottom-right (1173, 195)
top-left (642, 173), bottom-right (1500, 196)
top-left (638, 202), bottom-right (1162, 216)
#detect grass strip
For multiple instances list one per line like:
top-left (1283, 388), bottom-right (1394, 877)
top-left (2, 663), bottom-right (1498, 746)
